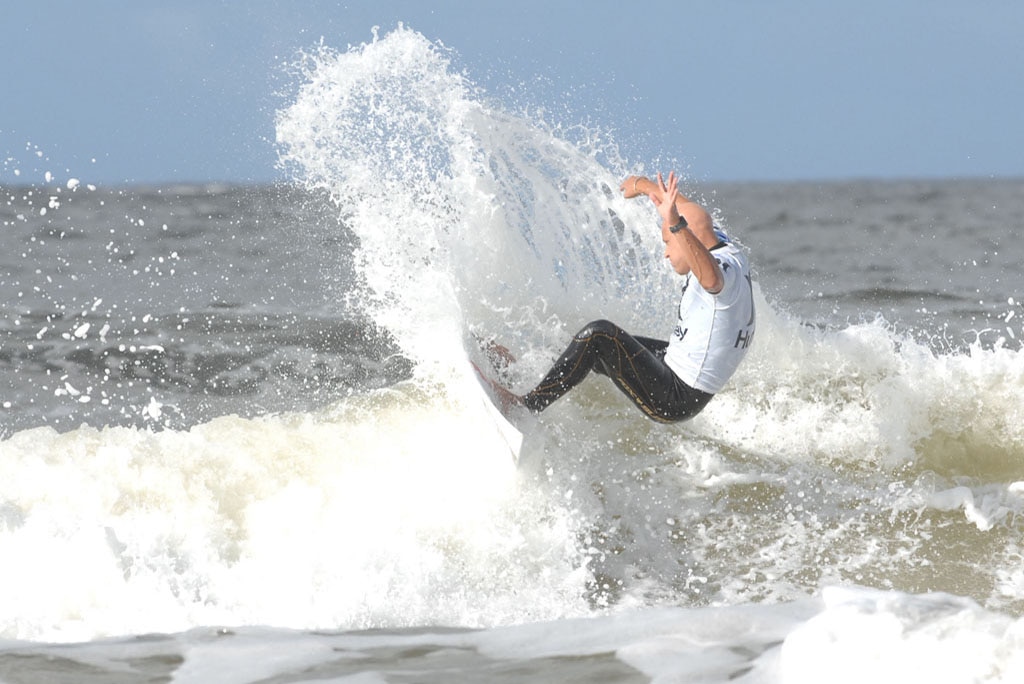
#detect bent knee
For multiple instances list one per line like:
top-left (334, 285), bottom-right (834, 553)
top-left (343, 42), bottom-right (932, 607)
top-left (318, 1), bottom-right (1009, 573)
top-left (574, 319), bottom-right (620, 341)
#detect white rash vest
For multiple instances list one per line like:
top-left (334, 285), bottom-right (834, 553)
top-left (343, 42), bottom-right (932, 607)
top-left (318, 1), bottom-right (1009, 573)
top-left (663, 240), bottom-right (756, 394)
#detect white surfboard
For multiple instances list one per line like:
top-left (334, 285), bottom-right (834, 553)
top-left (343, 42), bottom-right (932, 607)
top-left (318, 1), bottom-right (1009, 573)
top-left (470, 361), bottom-right (524, 461)
top-left (465, 338), bottom-right (525, 462)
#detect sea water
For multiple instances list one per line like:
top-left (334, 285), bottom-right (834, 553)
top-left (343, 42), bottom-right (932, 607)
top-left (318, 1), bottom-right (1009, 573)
top-left (2, 25), bottom-right (1024, 683)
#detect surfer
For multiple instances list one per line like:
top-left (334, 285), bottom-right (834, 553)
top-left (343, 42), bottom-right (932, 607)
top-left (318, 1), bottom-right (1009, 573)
top-left (489, 171), bottom-right (755, 423)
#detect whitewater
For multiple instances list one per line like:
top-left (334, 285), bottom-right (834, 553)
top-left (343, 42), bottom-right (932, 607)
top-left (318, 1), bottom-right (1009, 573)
top-left (2, 25), bottom-right (1024, 683)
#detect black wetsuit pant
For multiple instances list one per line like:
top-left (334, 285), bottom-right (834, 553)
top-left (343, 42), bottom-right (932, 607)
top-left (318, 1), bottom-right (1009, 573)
top-left (521, 319), bottom-right (713, 423)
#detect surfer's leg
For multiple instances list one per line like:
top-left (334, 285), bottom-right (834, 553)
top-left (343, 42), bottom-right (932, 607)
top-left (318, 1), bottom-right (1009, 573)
top-left (520, 319), bottom-right (620, 413)
top-left (633, 336), bottom-right (669, 357)
top-left (521, 320), bottom-right (711, 422)
top-left (591, 325), bottom-right (712, 422)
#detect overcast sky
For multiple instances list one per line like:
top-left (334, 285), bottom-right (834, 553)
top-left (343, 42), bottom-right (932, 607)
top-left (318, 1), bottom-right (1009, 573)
top-left (5, 1), bottom-right (1023, 186)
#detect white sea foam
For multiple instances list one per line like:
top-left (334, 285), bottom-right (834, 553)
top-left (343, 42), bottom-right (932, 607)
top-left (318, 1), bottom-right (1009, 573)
top-left (1, 588), bottom-right (1021, 683)
top-left (0, 381), bottom-right (592, 642)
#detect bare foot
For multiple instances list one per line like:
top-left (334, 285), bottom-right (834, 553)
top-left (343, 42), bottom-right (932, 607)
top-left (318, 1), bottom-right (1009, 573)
top-left (484, 341), bottom-right (516, 369)
top-left (471, 362), bottom-right (525, 418)
top-left (490, 380), bottom-right (525, 417)
top-left (473, 335), bottom-right (516, 374)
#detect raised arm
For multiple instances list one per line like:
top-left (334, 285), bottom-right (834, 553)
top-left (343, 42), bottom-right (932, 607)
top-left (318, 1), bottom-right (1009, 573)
top-left (621, 173), bottom-right (724, 293)
top-left (621, 174), bottom-right (720, 249)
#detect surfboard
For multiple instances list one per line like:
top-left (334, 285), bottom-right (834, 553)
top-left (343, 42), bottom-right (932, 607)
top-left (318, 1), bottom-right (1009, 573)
top-left (470, 362), bottom-right (524, 460)
top-left (465, 339), bottom-right (525, 462)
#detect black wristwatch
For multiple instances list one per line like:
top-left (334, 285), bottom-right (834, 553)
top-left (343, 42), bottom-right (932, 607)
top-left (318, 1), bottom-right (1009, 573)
top-left (669, 217), bottom-right (688, 233)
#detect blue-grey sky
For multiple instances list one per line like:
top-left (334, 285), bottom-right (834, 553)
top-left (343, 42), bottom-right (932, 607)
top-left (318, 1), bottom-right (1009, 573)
top-left (5, 1), bottom-right (1023, 186)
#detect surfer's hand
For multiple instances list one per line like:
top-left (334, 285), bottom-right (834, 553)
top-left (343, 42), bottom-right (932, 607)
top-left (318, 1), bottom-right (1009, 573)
top-left (654, 171), bottom-right (682, 228)
top-left (620, 176), bottom-right (647, 199)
